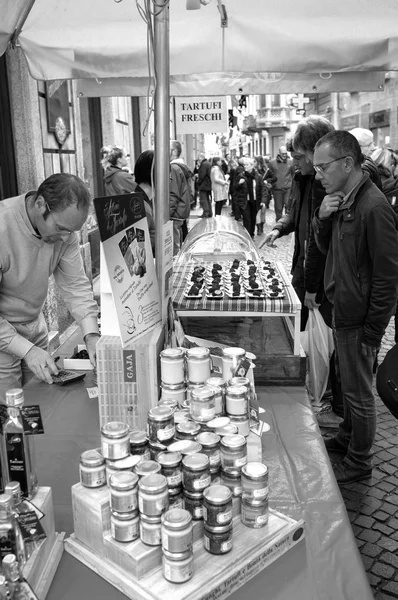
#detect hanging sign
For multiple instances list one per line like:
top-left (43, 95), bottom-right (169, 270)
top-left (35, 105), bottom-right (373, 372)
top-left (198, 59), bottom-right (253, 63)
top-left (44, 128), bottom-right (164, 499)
top-left (94, 193), bottom-right (161, 347)
top-left (175, 96), bottom-right (228, 134)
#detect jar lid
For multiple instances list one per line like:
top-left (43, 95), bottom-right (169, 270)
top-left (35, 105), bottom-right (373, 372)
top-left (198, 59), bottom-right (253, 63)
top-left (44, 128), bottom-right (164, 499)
top-left (221, 470), bottom-right (241, 481)
top-left (163, 548), bottom-right (192, 561)
top-left (242, 462), bottom-right (268, 479)
top-left (140, 513), bottom-right (162, 524)
top-left (148, 406), bottom-right (174, 421)
top-left (187, 382), bottom-right (204, 391)
top-left (5, 388), bottom-right (24, 407)
top-left (176, 421), bottom-right (201, 435)
top-left (204, 522), bottom-right (233, 534)
top-left (129, 431), bottom-right (148, 445)
top-left (160, 348), bottom-right (185, 360)
top-left (183, 490), bottom-right (203, 499)
top-left (222, 347), bottom-right (246, 359)
top-left (134, 460), bottom-right (162, 477)
top-left (215, 424), bottom-right (238, 436)
top-left (182, 453), bottom-right (209, 471)
top-left (168, 440), bottom-right (202, 455)
top-left (158, 399), bottom-right (177, 410)
top-left (80, 449), bottom-right (105, 467)
top-left (161, 508), bottom-right (192, 529)
top-left (205, 377), bottom-right (226, 389)
top-left (111, 509), bottom-right (139, 520)
top-left (107, 455), bottom-right (142, 471)
top-left (204, 484), bottom-right (231, 504)
top-left (161, 382), bottom-right (186, 391)
top-left (109, 471), bottom-right (138, 490)
top-left (148, 440), bottom-right (168, 451)
top-left (207, 417), bottom-right (230, 429)
top-left (101, 421), bottom-right (129, 439)
top-left (138, 473), bottom-right (167, 493)
top-left (195, 432), bottom-right (220, 447)
top-left (226, 385), bottom-right (247, 398)
top-left (230, 377), bottom-right (250, 387)
top-left (220, 434), bottom-right (246, 449)
top-left (191, 385), bottom-right (215, 401)
top-left (173, 410), bottom-right (190, 424)
top-left (157, 451), bottom-right (182, 467)
top-left (187, 347), bottom-right (210, 359)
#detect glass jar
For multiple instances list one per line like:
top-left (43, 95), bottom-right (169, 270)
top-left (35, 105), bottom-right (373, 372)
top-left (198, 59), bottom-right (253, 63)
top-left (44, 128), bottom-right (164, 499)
top-left (221, 347), bottom-right (246, 382)
top-left (203, 522), bottom-right (233, 555)
top-left (140, 514), bottom-right (162, 546)
top-left (129, 431), bottom-right (150, 460)
top-left (229, 376), bottom-right (252, 404)
top-left (241, 463), bottom-right (269, 503)
top-left (101, 422), bottom-right (130, 460)
top-left (175, 421), bottom-right (201, 441)
top-left (161, 383), bottom-right (187, 408)
top-left (134, 460), bottom-right (161, 478)
top-left (106, 455), bottom-right (142, 485)
top-left (157, 451), bottom-right (182, 488)
top-left (220, 470), bottom-right (242, 497)
top-left (160, 348), bottom-right (186, 385)
top-left (79, 449), bottom-right (106, 489)
top-left (161, 508), bottom-right (193, 553)
top-left (147, 406), bottom-right (175, 443)
top-left (229, 415), bottom-right (250, 437)
top-left (205, 377), bottom-right (226, 416)
top-left (186, 347), bottom-right (211, 384)
top-left (109, 471), bottom-right (139, 513)
top-left (182, 454), bottom-right (211, 493)
top-left (149, 440), bottom-right (169, 461)
top-left (203, 485), bottom-right (232, 527)
top-left (225, 385), bottom-right (248, 416)
top-left (162, 549), bottom-right (194, 583)
top-left (186, 382), bottom-right (204, 403)
top-left (195, 432), bottom-right (221, 470)
top-left (111, 510), bottom-right (140, 543)
top-left (138, 473), bottom-right (169, 516)
top-left (173, 409), bottom-right (190, 424)
top-left (220, 435), bottom-right (247, 473)
top-left (169, 486), bottom-right (184, 509)
top-left (241, 497), bottom-right (268, 528)
top-left (168, 440), bottom-right (202, 456)
top-left (190, 386), bottom-right (216, 423)
top-left (158, 398), bottom-right (178, 412)
top-left (183, 490), bottom-right (204, 520)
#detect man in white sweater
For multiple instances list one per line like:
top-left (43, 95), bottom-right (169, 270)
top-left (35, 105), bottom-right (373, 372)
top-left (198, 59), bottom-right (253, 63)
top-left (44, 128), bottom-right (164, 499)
top-left (0, 173), bottom-right (100, 401)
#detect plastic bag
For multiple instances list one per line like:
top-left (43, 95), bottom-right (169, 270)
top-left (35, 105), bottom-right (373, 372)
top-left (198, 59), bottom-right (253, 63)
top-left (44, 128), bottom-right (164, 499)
top-left (300, 307), bottom-right (334, 402)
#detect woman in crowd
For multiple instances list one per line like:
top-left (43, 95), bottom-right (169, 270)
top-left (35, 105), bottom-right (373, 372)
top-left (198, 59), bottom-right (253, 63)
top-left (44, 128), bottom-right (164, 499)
top-left (371, 147), bottom-right (398, 206)
top-left (103, 145), bottom-right (136, 196)
top-left (210, 156), bottom-right (229, 216)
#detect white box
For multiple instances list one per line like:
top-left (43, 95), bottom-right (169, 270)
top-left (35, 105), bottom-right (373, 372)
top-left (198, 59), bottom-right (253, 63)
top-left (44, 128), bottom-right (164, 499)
top-left (63, 344), bottom-right (93, 371)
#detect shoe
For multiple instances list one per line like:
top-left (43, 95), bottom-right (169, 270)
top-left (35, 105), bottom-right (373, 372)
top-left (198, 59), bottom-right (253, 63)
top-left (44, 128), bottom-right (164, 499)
top-left (316, 406), bottom-right (343, 429)
top-left (332, 461), bottom-right (372, 486)
top-left (324, 436), bottom-right (347, 454)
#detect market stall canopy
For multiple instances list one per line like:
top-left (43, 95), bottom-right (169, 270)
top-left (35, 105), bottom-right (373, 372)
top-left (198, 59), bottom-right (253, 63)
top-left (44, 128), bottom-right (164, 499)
top-left (1, 0), bottom-right (398, 85)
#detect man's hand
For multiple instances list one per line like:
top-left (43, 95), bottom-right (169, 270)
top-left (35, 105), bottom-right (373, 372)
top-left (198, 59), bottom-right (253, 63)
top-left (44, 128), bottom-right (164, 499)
top-left (24, 346), bottom-right (59, 384)
top-left (361, 342), bottom-right (379, 357)
top-left (318, 192), bottom-right (345, 220)
top-left (85, 333), bottom-right (101, 368)
top-left (263, 230), bottom-right (279, 247)
top-left (304, 292), bottom-right (319, 309)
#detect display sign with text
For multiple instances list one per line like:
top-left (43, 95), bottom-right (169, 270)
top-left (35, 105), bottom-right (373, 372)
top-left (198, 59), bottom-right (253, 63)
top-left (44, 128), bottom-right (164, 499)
top-left (175, 96), bottom-right (228, 134)
top-left (94, 193), bottom-right (161, 346)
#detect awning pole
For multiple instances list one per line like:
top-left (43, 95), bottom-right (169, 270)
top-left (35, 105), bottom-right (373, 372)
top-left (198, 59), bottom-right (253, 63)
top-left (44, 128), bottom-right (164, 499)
top-left (154, 0), bottom-right (170, 324)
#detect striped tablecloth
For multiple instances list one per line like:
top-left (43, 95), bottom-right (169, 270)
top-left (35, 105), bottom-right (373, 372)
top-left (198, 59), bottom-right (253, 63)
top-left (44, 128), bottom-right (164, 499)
top-left (172, 261), bottom-right (299, 315)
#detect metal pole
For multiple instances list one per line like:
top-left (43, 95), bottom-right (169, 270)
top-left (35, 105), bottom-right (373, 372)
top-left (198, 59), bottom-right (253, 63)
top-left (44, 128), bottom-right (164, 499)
top-left (154, 0), bottom-right (170, 324)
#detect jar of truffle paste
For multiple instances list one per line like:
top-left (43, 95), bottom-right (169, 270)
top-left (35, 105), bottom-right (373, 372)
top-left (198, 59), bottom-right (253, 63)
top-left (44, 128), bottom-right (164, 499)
top-left (140, 514), bottom-right (162, 546)
top-left (129, 430), bottom-right (150, 460)
top-left (101, 422), bottom-right (130, 460)
top-left (203, 485), bottom-right (232, 527)
top-left (225, 385), bottom-right (248, 416)
top-left (220, 470), bottom-right (242, 497)
top-left (161, 508), bottom-right (193, 553)
top-left (110, 471), bottom-right (139, 513)
top-left (203, 522), bottom-right (233, 555)
top-left (79, 450), bottom-right (106, 488)
top-left (190, 386), bottom-right (216, 423)
top-left (220, 434), bottom-right (247, 473)
top-left (183, 490), bottom-right (204, 520)
top-left (111, 510), bottom-right (139, 543)
top-left (147, 406), bottom-right (175, 443)
top-left (221, 347), bottom-right (246, 382)
top-left (205, 377), bottom-right (226, 416)
top-left (157, 451), bottom-right (182, 488)
top-left (106, 454), bottom-right (142, 485)
top-left (175, 421), bottom-right (201, 441)
top-left (138, 474), bottom-right (169, 516)
top-left (186, 347), bottom-right (211, 384)
top-left (182, 454), bottom-right (211, 493)
top-left (162, 549), bottom-right (194, 583)
top-left (195, 432), bottom-right (221, 470)
top-left (241, 497), bottom-right (268, 528)
top-left (160, 348), bottom-right (186, 385)
top-left (134, 460), bottom-right (161, 478)
top-left (161, 383), bottom-right (187, 408)
top-left (168, 486), bottom-right (184, 509)
top-left (241, 462), bottom-right (269, 503)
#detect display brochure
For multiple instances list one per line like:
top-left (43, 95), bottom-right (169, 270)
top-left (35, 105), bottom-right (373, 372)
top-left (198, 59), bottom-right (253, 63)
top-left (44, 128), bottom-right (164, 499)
top-left (94, 193), bottom-right (161, 346)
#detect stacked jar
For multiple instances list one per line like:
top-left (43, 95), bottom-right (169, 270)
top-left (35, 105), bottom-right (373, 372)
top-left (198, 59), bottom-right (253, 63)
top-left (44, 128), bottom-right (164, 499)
top-left (160, 348), bottom-right (187, 408)
top-left (186, 347), bottom-right (212, 390)
top-left (202, 485), bottom-right (233, 555)
top-left (241, 462), bottom-right (269, 529)
top-left (109, 471), bottom-right (140, 543)
top-left (225, 384), bottom-right (250, 437)
top-left (220, 434), bottom-right (247, 503)
top-left (182, 453), bottom-right (211, 521)
top-left (161, 508), bottom-right (194, 583)
top-left (147, 406), bottom-right (175, 451)
top-left (157, 451), bottom-right (184, 509)
top-left (100, 422), bottom-right (142, 486)
top-left (138, 473), bottom-right (169, 546)
top-left (221, 347), bottom-right (246, 382)
top-left (205, 377), bottom-right (227, 417)
top-left (195, 432), bottom-right (221, 482)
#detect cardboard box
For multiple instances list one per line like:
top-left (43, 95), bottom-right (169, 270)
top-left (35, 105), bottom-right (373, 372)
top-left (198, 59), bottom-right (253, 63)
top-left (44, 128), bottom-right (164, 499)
top-left (63, 344), bottom-right (93, 371)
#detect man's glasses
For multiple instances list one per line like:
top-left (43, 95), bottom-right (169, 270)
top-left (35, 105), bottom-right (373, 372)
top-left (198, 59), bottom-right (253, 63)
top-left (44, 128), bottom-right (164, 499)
top-left (45, 202), bottom-right (73, 236)
top-left (313, 156), bottom-right (349, 174)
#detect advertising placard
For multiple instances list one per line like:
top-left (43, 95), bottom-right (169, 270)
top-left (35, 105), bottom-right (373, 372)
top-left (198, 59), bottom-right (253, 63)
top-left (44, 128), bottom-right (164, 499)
top-left (175, 96), bottom-right (228, 134)
top-left (94, 193), bottom-right (161, 346)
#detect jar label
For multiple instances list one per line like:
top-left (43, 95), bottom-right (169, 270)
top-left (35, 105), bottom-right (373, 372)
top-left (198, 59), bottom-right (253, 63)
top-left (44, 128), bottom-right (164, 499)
top-left (194, 507), bottom-right (204, 519)
top-left (221, 540), bottom-right (233, 552)
top-left (201, 408), bottom-right (216, 419)
top-left (80, 469), bottom-right (106, 488)
top-left (256, 513), bottom-right (269, 525)
top-left (170, 498), bottom-right (184, 509)
top-left (111, 520), bottom-right (139, 542)
top-left (167, 473), bottom-right (182, 486)
top-left (234, 456), bottom-right (247, 467)
top-left (111, 495), bottom-right (138, 513)
top-left (193, 475), bottom-right (211, 490)
top-left (204, 535), bottom-right (210, 550)
top-left (233, 486), bottom-right (242, 496)
top-left (217, 510), bottom-right (232, 524)
top-left (158, 426), bottom-right (175, 441)
top-left (209, 451), bottom-right (221, 467)
top-left (253, 487), bottom-right (269, 499)
top-left (163, 561), bottom-right (193, 582)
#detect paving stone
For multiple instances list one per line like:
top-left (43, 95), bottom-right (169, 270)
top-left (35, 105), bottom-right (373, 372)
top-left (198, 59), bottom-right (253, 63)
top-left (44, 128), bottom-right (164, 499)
top-left (384, 446), bottom-right (398, 457)
top-left (384, 476), bottom-right (398, 486)
top-left (389, 458), bottom-right (398, 469)
top-left (377, 481), bottom-right (395, 493)
top-left (378, 463), bottom-right (396, 476)
top-left (375, 592), bottom-right (398, 600)
top-left (361, 542), bottom-right (383, 558)
top-left (361, 554), bottom-right (375, 571)
top-left (388, 517), bottom-right (398, 530)
top-left (372, 562), bottom-right (395, 579)
top-left (362, 496), bottom-right (383, 510)
top-left (354, 515), bottom-right (375, 528)
top-left (358, 529), bottom-right (382, 543)
top-left (367, 572), bottom-right (381, 588)
top-left (379, 503), bottom-right (397, 516)
top-left (377, 450), bottom-right (397, 462)
top-left (351, 524), bottom-right (363, 537)
top-left (374, 522), bottom-right (394, 536)
top-left (359, 503), bottom-right (379, 516)
top-left (375, 440), bottom-right (394, 450)
top-left (380, 551), bottom-right (398, 569)
top-left (382, 582), bottom-right (398, 597)
top-left (384, 494), bottom-right (398, 505)
top-left (368, 488), bottom-right (387, 500)
top-left (378, 538), bottom-right (398, 553)
top-left (356, 538), bottom-right (366, 549)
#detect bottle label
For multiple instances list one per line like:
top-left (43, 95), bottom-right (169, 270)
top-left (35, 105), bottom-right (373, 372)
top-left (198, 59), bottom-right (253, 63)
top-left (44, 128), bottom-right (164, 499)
top-left (193, 476), bottom-right (211, 490)
top-left (21, 406), bottom-right (45, 435)
top-left (158, 426), bottom-right (175, 441)
top-left (217, 510), bottom-right (232, 524)
top-left (253, 487), bottom-right (268, 499)
top-left (209, 451), bottom-right (221, 467)
top-left (167, 473), bottom-right (182, 486)
top-left (234, 456), bottom-right (247, 467)
top-left (221, 540), bottom-right (232, 552)
top-left (6, 433), bottom-right (29, 496)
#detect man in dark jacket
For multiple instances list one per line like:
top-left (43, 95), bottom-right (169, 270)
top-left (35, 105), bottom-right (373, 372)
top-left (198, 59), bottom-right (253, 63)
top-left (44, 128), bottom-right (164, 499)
top-left (197, 153), bottom-right (212, 218)
top-left (268, 146), bottom-right (295, 220)
top-left (103, 146), bottom-right (136, 196)
top-left (170, 140), bottom-right (193, 255)
top-left (312, 130), bottom-right (398, 485)
top-left (234, 157), bottom-right (267, 237)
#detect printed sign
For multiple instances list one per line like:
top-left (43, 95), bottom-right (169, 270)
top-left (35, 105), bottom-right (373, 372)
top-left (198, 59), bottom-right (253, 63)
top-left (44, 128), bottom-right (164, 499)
top-left (94, 193), bottom-right (161, 347)
top-left (175, 96), bottom-right (228, 134)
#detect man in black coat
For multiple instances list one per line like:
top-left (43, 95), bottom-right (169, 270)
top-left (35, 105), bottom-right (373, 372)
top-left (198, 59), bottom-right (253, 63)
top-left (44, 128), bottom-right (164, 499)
top-left (197, 152), bottom-right (212, 218)
top-left (234, 157), bottom-right (267, 237)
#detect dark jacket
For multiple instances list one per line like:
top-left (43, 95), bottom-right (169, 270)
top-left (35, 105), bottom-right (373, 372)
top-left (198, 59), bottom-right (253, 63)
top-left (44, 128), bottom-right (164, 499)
top-left (362, 156), bottom-right (382, 191)
top-left (170, 161), bottom-right (192, 220)
top-left (269, 155), bottom-right (295, 190)
top-left (234, 169), bottom-right (267, 211)
top-left (104, 166), bottom-right (136, 196)
top-left (380, 173), bottom-right (398, 212)
top-left (197, 159), bottom-right (212, 191)
top-left (135, 185), bottom-right (155, 255)
top-left (313, 173), bottom-right (398, 346)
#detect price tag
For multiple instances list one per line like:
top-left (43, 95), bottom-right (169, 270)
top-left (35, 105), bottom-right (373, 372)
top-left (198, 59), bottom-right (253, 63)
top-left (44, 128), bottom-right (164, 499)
top-left (16, 507), bottom-right (46, 543)
top-left (87, 387), bottom-right (99, 399)
top-left (21, 405), bottom-right (44, 435)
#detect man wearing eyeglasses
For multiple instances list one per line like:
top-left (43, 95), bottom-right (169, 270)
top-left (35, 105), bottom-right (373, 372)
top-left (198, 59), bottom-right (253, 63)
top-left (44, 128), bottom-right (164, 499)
top-left (312, 130), bottom-right (398, 485)
top-left (0, 173), bottom-right (100, 401)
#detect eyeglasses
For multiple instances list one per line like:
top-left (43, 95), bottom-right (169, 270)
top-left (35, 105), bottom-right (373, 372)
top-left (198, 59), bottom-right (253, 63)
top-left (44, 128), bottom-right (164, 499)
top-left (313, 156), bottom-right (349, 174)
top-left (45, 202), bottom-right (73, 236)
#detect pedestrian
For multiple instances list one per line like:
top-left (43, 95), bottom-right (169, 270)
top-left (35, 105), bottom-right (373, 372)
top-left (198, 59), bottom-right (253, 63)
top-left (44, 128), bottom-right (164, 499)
top-left (349, 128), bottom-right (382, 190)
top-left (370, 147), bottom-right (398, 205)
top-left (133, 150), bottom-right (156, 256)
top-left (228, 158), bottom-right (240, 218)
top-left (103, 145), bottom-right (136, 196)
top-left (210, 157), bottom-right (229, 216)
top-left (170, 140), bottom-right (193, 255)
top-left (268, 146), bottom-right (295, 221)
top-left (197, 152), bottom-right (212, 218)
top-left (254, 156), bottom-right (271, 234)
top-left (312, 130), bottom-right (398, 485)
top-left (0, 173), bottom-right (100, 401)
top-left (235, 157), bottom-right (267, 238)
